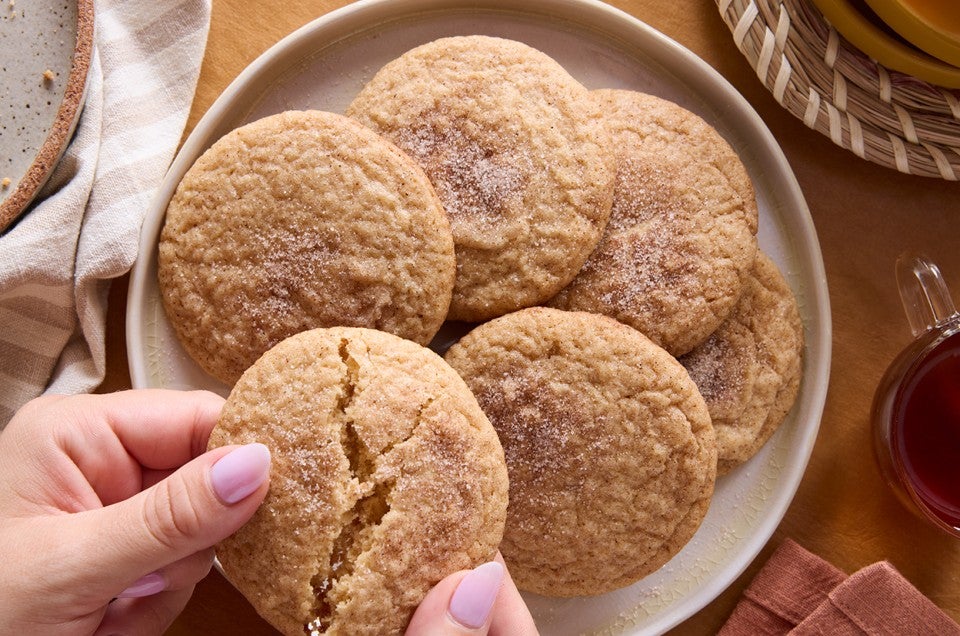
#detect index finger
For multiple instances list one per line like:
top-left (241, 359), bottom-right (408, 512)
top-left (56, 390), bottom-right (226, 505)
top-left (69, 389), bottom-right (227, 469)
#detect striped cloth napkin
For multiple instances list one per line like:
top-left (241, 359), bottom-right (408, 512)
top-left (0, 0), bottom-right (210, 427)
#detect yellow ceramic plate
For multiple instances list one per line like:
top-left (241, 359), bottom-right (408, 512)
top-left (864, 0), bottom-right (960, 66)
top-left (810, 0), bottom-right (960, 87)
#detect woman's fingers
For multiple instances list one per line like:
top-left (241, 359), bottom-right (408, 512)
top-left (64, 390), bottom-right (226, 495)
top-left (449, 562), bottom-right (505, 630)
top-left (406, 567), bottom-right (488, 635)
top-left (2, 390), bottom-right (227, 508)
top-left (66, 443), bottom-right (270, 600)
top-left (0, 392), bottom-right (267, 636)
top-left (94, 587), bottom-right (195, 636)
top-left (406, 559), bottom-right (539, 636)
top-left (116, 548), bottom-right (216, 600)
top-left (489, 556), bottom-right (539, 636)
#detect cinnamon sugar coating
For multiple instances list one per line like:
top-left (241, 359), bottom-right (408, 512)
top-left (548, 89), bottom-right (758, 356)
top-left (158, 110), bottom-right (455, 385)
top-left (210, 327), bottom-right (509, 635)
top-left (347, 36), bottom-right (614, 322)
top-left (680, 251), bottom-right (804, 474)
top-left (444, 307), bottom-right (716, 596)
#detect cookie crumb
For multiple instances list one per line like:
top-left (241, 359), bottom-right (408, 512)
top-left (43, 69), bottom-right (55, 83)
top-left (1, 178), bottom-right (10, 189)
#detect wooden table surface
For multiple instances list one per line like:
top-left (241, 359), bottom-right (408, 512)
top-left (99, 0), bottom-right (960, 633)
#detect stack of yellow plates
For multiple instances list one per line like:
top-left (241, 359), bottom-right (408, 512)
top-left (866, 0), bottom-right (960, 66)
top-left (810, 0), bottom-right (960, 86)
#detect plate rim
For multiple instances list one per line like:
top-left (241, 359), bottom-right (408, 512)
top-left (0, 0), bottom-right (95, 233)
top-left (809, 0), bottom-right (960, 87)
top-left (127, 0), bottom-right (832, 633)
top-left (862, 0), bottom-right (960, 67)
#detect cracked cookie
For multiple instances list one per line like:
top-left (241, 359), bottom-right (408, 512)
top-left (209, 327), bottom-right (509, 635)
top-left (547, 89), bottom-right (758, 356)
top-left (158, 110), bottom-right (456, 385)
top-left (443, 307), bottom-right (716, 597)
top-left (346, 35), bottom-right (614, 322)
top-left (679, 251), bottom-right (804, 475)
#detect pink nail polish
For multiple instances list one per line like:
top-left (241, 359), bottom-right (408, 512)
top-left (117, 572), bottom-right (166, 599)
top-left (210, 443), bottom-right (271, 504)
top-left (448, 561), bottom-right (504, 629)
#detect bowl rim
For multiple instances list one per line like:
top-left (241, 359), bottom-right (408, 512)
top-left (0, 0), bottom-right (95, 233)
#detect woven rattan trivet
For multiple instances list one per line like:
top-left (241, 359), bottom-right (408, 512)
top-left (717, 0), bottom-right (960, 180)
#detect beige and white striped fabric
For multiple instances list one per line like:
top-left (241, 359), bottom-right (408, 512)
top-left (0, 0), bottom-right (210, 427)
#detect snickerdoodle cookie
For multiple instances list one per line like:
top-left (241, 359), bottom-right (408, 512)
top-left (444, 307), bottom-right (716, 597)
top-left (679, 251), bottom-right (804, 475)
top-left (209, 327), bottom-right (509, 636)
top-left (158, 110), bottom-right (455, 385)
top-left (346, 36), bottom-right (614, 322)
top-left (548, 89), bottom-right (758, 356)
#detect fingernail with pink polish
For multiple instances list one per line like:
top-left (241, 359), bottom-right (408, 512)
top-left (448, 561), bottom-right (504, 629)
top-left (117, 572), bottom-right (166, 599)
top-left (210, 443), bottom-right (271, 504)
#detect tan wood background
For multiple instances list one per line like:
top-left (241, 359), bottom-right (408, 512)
top-left (99, 0), bottom-right (960, 633)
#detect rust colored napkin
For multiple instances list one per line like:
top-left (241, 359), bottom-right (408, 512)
top-left (719, 539), bottom-right (960, 636)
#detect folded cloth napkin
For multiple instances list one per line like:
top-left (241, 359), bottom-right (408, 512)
top-left (720, 539), bottom-right (960, 636)
top-left (0, 0), bottom-right (210, 427)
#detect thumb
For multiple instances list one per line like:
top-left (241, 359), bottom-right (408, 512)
top-left (72, 443), bottom-right (271, 596)
top-left (406, 561), bottom-right (504, 635)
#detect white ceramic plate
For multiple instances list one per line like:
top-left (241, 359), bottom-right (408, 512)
top-left (127, 1), bottom-right (832, 633)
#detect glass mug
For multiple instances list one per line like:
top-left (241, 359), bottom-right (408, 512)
top-left (872, 253), bottom-right (960, 537)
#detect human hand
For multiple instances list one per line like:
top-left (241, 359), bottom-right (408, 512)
top-left (0, 390), bottom-right (271, 635)
top-left (406, 554), bottom-right (539, 636)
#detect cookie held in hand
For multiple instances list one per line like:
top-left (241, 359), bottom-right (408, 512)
top-left (209, 327), bottom-right (509, 635)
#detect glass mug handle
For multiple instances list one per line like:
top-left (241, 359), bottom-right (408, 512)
top-left (896, 253), bottom-right (959, 338)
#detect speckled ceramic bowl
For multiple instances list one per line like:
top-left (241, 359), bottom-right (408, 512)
top-left (0, 0), bottom-right (94, 232)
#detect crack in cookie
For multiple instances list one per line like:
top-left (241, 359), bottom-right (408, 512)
top-left (211, 327), bottom-right (508, 635)
top-left (307, 479), bottom-right (395, 634)
top-left (305, 339), bottom-right (396, 633)
top-left (304, 343), bottom-right (462, 634)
